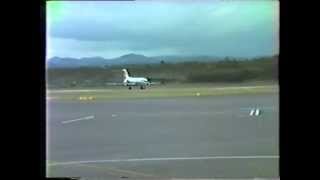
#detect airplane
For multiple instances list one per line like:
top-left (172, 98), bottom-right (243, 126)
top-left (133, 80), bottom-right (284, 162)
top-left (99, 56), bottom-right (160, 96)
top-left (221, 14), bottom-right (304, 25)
top-left (105, 69), bottom-right (161, 89)
top-left (122, 69), bottom-right (151, 90)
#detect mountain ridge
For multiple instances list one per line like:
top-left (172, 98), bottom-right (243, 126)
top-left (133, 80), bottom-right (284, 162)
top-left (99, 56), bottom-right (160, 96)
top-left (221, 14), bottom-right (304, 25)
top-left (47, 53), bottom-right (277, 68)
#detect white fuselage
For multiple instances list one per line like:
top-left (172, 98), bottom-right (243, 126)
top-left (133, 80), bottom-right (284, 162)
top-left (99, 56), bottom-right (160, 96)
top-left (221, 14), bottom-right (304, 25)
top-left (123, 77), bottom-right (150, 86)
top-left (122, 69), bottom-right (150, 87)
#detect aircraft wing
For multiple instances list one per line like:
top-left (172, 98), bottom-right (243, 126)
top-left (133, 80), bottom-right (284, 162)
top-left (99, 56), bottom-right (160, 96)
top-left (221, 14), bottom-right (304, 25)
top-left (105, 82), bottom-right (162, 86)
top-left (149, 82), bottom-right (162, 85)
top-left (105, 82), bottom-right (124, 86)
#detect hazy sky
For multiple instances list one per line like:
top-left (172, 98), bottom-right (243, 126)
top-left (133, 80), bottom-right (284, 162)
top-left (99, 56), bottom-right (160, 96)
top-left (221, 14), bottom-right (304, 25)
top-left (47, 0), bottom-right (279, 59)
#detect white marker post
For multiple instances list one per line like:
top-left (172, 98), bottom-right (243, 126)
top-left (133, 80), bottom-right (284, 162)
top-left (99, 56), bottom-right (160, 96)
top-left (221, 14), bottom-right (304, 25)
top-left (249, 108), bottom-right (262, 117)
top-left (255, 109), bottom-right (260, 116)
top-left (250, 109), bottom-right (255, 116)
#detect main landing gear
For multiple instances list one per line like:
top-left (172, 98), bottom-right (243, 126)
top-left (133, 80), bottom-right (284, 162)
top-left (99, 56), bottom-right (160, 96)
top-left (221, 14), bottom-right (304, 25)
top-left (128, 86), bottom-right (146, 90)
top-left (140, 86), bottom-right (146, 90)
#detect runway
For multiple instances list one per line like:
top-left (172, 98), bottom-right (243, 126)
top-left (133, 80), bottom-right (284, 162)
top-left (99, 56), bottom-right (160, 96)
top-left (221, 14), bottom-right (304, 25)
top-left (47, 93), bottom-right (279, 179)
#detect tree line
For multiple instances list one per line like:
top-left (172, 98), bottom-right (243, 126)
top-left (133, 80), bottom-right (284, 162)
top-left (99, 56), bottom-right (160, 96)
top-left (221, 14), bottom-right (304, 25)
top-left (47, 55), bottom-right (278, 88)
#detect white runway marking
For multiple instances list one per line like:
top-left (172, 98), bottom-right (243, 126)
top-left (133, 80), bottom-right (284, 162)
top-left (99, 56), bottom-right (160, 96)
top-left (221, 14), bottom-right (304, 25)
top-left (61, 115), bottom-right (95, 124)
top-left (48, 155), bottom-right (279, 166)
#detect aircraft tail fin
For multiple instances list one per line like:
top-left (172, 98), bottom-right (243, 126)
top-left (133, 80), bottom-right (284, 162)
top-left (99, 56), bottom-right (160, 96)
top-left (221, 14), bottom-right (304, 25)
top-left (122, 69), bottom-right (130, 79)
